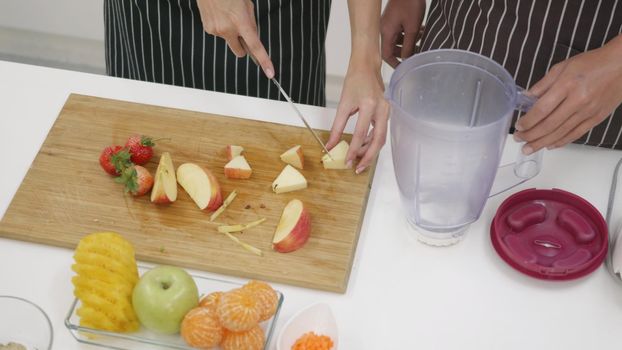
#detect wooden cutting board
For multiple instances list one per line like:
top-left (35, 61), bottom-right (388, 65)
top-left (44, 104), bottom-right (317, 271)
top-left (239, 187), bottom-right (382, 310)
top-left (0, 94), bottom-right (375, 293)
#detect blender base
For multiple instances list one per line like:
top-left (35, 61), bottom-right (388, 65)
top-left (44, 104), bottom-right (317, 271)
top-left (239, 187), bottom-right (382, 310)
top-left (407, 219), bottom-right (469, 247)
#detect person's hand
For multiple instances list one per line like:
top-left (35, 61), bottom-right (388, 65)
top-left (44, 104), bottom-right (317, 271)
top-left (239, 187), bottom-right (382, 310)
top-left (514, 35), bottom-right (622, 154)
top-left (196, 0), bottom-right (274, 78)
top-left (327, 59), bottom-right (390, 174)
top-left (380, 0), bottom-right (426, 68)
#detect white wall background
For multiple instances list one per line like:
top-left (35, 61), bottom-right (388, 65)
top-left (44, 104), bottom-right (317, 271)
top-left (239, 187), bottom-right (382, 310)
top-left (0, 0), bottom-right (104, 40)
top-left (0, 0), bottom-right (425, 105)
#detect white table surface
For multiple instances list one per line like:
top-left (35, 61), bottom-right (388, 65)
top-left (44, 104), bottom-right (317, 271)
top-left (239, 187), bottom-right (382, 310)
top-left (1, 60), bottom-right (622, 350)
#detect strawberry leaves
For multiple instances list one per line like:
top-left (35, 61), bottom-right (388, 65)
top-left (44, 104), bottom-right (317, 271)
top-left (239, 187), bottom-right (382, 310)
top-left (140, 135), bottom-right (155, 147)
top-left (110, 149), bottom-right (132, 174)
top-left (115, 166), bottom-right (139, 194)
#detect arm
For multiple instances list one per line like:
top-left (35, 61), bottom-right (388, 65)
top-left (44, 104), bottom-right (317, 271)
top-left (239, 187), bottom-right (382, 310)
top-left (196, 0), bottom-right (274, 78)
top-left (514, 34), bottom-right (622, 153)
top-left (327, 0), bottom-right (390, 174)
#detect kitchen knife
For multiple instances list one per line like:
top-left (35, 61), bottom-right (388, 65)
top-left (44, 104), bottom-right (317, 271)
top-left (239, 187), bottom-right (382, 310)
top-left (239, 38), bottom-right (333, 159)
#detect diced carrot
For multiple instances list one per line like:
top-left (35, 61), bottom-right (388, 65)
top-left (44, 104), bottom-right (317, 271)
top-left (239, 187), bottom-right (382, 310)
top-left (291, 332), bottom-right (334, 350)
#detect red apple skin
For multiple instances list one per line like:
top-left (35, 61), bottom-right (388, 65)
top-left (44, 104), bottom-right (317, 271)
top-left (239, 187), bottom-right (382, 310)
top-left (205, 169), bottom-right (223, 212)
top-left (225, 145), bottom-right (243, 161)
top-left (294, 147), bottom-right (305, 169)
top-left (151, 192), bottom-right (173, 205)
top-left (272, 208), bottom-right (311, 253)
top-left (224, 167), bottom-right (252, 179)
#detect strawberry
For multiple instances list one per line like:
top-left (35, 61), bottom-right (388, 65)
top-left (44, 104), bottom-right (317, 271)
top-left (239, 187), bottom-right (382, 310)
top-left (99, 146), bottom-right (132, 176)
top-left (125, 135), bottom-right (155, 165)
top-left (115, 165), bottom-right (154, 196)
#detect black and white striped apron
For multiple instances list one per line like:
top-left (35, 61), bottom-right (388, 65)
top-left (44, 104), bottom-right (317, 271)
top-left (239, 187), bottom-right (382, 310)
top-left (420, 0), bottom-right (622, 149)
top-left (104, 0), bottom-right (331, 107)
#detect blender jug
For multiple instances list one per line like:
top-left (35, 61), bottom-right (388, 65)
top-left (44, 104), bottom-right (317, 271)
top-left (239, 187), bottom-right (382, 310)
top-left (387, 49), bottom-right (543, 246)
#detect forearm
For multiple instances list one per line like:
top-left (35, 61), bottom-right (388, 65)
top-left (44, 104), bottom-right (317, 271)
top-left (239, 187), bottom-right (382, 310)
top-left (347, 0), bottom-right (382, 69)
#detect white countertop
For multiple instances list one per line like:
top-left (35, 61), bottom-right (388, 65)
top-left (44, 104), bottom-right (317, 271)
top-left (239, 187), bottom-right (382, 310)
top-left (1, 60), bottom-right (622, 350)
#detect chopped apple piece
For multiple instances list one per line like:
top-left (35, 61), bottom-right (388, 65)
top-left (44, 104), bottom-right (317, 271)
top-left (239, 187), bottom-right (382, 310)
top-left (210, 190), bottom-right (238, 221)
top-left (151, 152), bottom-right (178, 204)
top-left (322, 140), bottom-right (351, 169)
top-left (217, 218), bottom-right (267, 233)
top-left (222, 231), bottom-right (263, 256)
top-left (280, 145), bottom-right (305, 169)
top-left (225, 145), bottom-right (244, 161)
top-left (272, 199), bottom-right (311, 253)
top-left (176, 163), bottom-right (223, 211)
top-left (224, 155), bottom-right (252, 179)
top-left (272, 165), bottom-right (307, 194)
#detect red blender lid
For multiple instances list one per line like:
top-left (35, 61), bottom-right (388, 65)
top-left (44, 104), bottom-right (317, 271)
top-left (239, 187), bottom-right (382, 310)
top-left (491, 188), bottom-right (608, 280)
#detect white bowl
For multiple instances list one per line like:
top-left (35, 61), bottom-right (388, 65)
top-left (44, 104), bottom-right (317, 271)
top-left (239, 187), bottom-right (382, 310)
top-left (276, 303), bottom-right (338, 350)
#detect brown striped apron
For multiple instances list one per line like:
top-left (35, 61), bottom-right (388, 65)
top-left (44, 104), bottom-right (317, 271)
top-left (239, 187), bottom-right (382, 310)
top-left (420, 0), bottom-right (622, 149)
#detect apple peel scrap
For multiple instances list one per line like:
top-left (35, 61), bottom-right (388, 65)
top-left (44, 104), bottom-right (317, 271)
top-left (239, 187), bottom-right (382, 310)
top-left (222, 231), bottom-right (263, 256)
top-left (217, 218), bottom-right (267, 233)
top-left (210, 190), bottom-right (238, 221)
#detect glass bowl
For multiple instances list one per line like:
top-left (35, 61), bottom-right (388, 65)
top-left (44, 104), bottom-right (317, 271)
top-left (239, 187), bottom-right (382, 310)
top-left (0, 295), bottom-right (54, 350)
top-left (65, 266), bottom-right (284, 350)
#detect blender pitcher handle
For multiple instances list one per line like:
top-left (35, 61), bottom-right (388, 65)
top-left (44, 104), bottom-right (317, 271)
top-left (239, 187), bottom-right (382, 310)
top-left (489, 87), bottom-right (544, 197)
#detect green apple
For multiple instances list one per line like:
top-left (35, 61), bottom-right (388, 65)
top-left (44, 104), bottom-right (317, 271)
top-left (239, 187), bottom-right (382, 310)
top-left (132, 265), bottom-right (199, 334)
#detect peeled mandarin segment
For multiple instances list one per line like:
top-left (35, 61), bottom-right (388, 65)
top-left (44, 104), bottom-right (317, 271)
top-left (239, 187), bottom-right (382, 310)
top-left (199, 291), bottom-right (224, 314)
top-left (243, 281), bottom-right (278, 321)
top-left (217, 288), bottom-right (261, 332)
top-left (181, 307), bottom-right (224, 348)
top-left (221, 326), bottom-right (265, 350)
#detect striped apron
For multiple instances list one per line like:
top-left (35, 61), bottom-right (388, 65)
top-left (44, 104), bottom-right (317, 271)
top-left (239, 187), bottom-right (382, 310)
top-left (420, 0), bottom-right (622, 149)
top-left (104, 0), bottom-right (331, 107)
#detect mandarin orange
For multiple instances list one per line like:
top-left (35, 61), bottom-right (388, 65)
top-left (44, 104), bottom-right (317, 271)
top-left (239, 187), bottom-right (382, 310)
top-left (243, 280), bottom-right (278, 322)
top-left (199, 291), bottom-right (223, 314)
top-left (180, 307), bottom-right (224, 349)
top-left (221, 326), bottom-right (265, 350)
top-left (217, 288), bottom-right (261, 332)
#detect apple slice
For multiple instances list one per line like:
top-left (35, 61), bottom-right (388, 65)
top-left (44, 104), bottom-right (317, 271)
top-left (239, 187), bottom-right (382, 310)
top-left (280, 145), bottom-right (304, 169)
top-left (151, 152), bottom-right (178, 204)
top-left (224, 155), bottom-right (252, 179)
top-left (225, 145), bottom-right (244, 161)
top-left (272, 165), bottom-right (307, 194)
top-left (176, 163), bottom-right (223, 211)
top-left (272, 199), bottom-right (311, 253)
top-left (322, 140), bottom-right (351, 169)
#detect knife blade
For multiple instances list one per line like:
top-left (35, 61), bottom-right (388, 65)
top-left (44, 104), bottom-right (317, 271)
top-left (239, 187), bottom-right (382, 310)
top-left (239, 38), bottom-right (333, 159)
